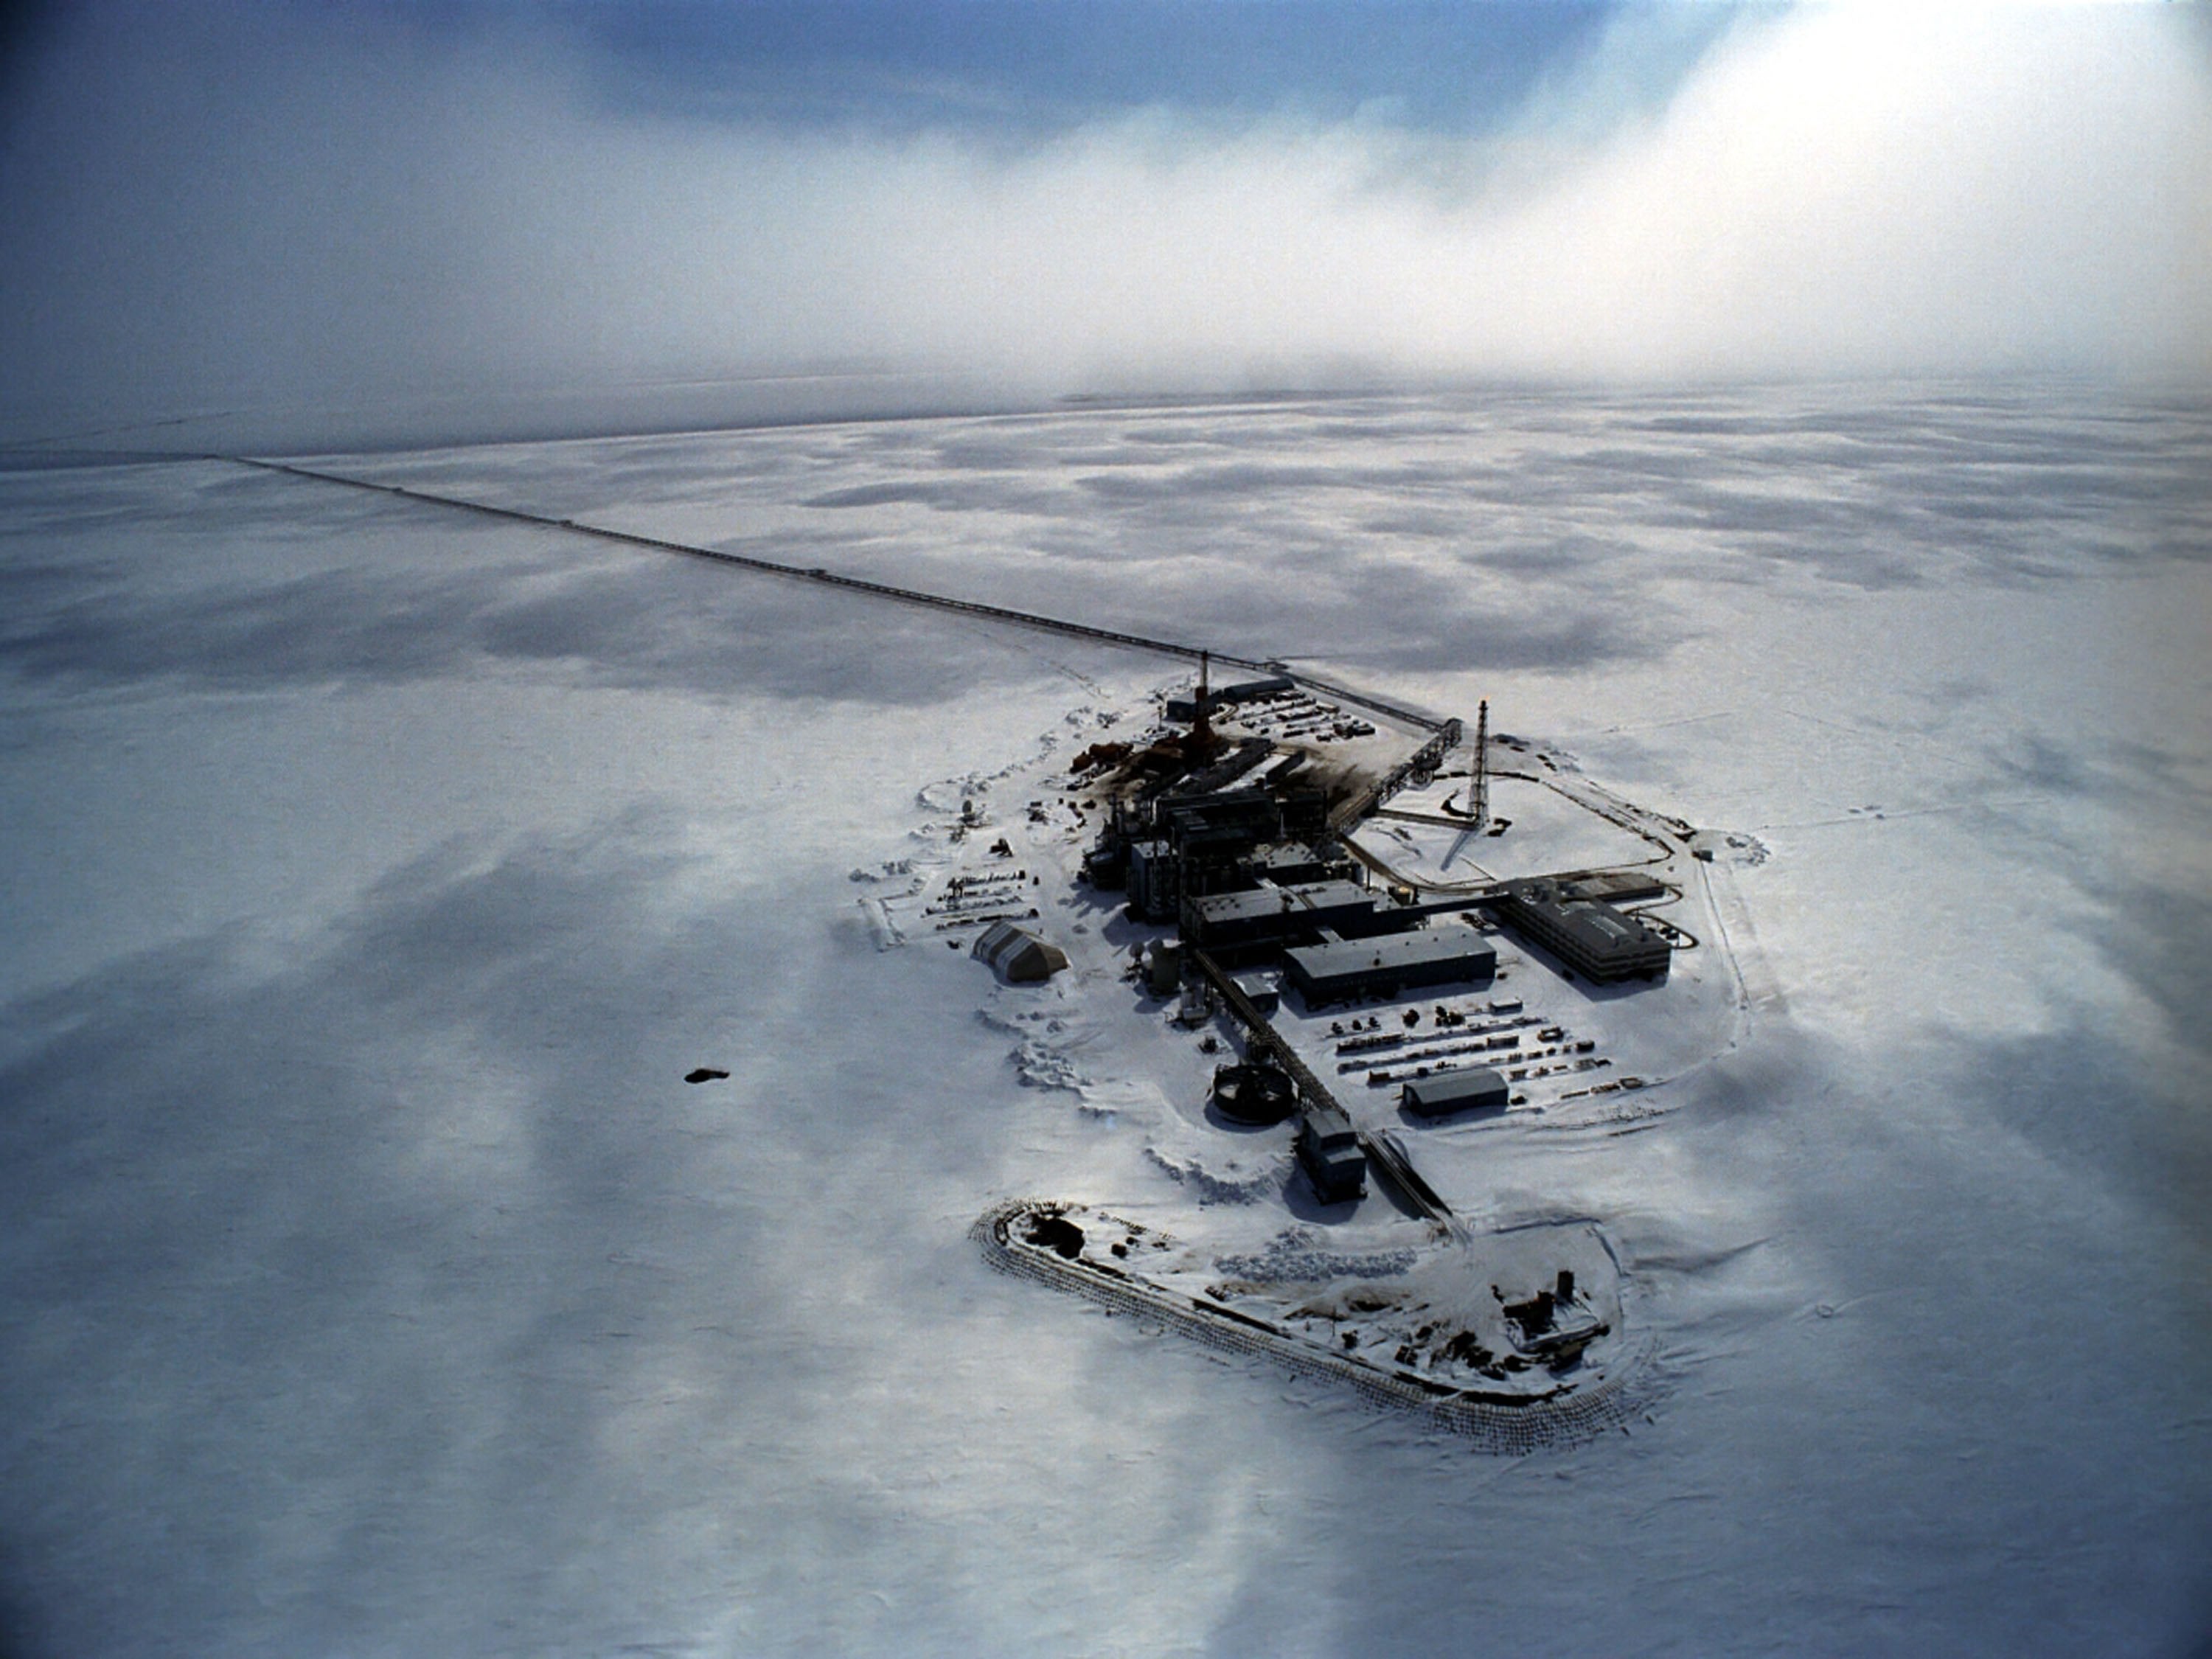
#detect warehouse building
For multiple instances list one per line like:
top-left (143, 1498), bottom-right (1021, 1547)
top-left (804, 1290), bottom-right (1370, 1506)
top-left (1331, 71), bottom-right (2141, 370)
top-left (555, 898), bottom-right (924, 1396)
top-left (1492, 877), bottom-right (1672, 983)
top-left (1401, 1067), bottom-right (1510, 1120)
top-left (1284, 923), bottom-right (1498, 1005)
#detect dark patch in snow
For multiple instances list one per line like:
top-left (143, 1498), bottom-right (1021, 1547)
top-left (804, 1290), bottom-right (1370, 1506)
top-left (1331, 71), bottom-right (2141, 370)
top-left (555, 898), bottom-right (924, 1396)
top-left (1023, 1212), bottom-right (1085, 1260)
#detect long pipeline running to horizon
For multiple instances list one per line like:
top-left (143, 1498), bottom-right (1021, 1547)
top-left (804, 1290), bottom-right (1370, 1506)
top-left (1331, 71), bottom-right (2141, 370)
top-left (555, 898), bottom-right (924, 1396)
top-left (227, 455), bottom-right (1453, 736)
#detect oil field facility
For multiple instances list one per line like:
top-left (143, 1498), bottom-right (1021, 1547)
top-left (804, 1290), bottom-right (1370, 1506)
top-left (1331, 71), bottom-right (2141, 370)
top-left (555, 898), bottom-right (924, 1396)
top-left (1067, 660), bottom-right (1683, 1217)
top-left (855, 650), bottom-right (1714, 1439)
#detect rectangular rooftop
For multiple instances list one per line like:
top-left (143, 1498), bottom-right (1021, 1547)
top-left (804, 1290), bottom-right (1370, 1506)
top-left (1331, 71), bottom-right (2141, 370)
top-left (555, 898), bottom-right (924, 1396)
top-left (1285, 923), bottom-right (1498, 1004)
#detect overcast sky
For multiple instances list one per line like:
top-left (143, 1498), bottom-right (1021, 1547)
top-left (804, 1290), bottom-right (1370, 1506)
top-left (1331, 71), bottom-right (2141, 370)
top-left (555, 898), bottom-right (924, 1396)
top-left (1, 1), bottom-right (2207, 442)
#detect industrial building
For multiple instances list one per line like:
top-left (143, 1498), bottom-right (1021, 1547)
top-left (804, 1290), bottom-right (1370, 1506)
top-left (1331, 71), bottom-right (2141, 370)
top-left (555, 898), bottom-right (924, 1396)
top-left (1565, 869), bottom-right (1669, 905)
top-left (1401, 1067), bottom-right (1510, 1120)
top-left (1295, 1102), bottom-right (1367, 1203)
top-left (1492, 877), bottom-right (1672, 983)
top-left (1228, 968), bottom-right (1280, 1015)
top-left (1121, 842), bottom-right (1189, 922)
top-left (1284, 923), bottom-right (1498, 1005)
top-left (1245, 843), bottom-right (1340, 888)
top-left (971, 922), bottom-right (1070, 984)
top-left (1085, 711), bottom-right (1343, 923)
top-left (1161, 784), bottom-right (1281, 848)
top-left (1119, 784), bottom-right (1294, 922)
top-left (1183, 878), bottom-right (1377, 959)
top-left (1165, 673), bottom-right (1295, 722)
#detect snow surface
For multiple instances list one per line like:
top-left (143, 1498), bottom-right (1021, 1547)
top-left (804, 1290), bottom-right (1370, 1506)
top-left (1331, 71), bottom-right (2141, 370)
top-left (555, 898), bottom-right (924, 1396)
top-left (1, 384), bottom-right (2207, 1655)
top-left (1362, 772), bottom-right (1662, 883)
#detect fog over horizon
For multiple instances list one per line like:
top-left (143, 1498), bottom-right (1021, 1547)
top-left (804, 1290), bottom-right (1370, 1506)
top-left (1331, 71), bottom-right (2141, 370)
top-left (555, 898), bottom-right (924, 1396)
top-left (2, 1), bottom-right (2207, 450)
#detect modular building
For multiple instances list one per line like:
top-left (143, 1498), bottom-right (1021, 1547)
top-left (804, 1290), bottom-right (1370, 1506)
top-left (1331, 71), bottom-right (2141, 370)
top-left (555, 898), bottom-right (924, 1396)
top-left (1284, 924), bottom-right (1498, 1005)
top-left (1401, 1067), bottom-right (1509, 1120)
top-left (1492, 878), bottom-right (1672, 983)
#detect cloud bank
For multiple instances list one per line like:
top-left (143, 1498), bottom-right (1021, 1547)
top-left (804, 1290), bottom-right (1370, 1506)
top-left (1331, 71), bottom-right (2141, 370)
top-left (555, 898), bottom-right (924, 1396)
top-left (1, 3), bottom-right (2206, 443)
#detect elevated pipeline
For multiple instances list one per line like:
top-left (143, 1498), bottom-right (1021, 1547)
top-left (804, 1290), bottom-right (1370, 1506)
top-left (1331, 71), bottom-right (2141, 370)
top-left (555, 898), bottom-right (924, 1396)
top-left (229, 456), bottom-right (1454, 735)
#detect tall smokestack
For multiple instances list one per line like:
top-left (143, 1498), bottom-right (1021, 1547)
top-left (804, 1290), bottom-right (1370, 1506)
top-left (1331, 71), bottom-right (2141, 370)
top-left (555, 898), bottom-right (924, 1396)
top-left (1193, 650), bottom-right (1214, 748)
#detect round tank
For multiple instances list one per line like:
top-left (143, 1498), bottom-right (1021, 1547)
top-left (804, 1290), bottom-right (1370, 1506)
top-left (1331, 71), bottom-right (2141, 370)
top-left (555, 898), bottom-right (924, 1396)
top-left (1211, 1061), bottom-right (1295, 1126)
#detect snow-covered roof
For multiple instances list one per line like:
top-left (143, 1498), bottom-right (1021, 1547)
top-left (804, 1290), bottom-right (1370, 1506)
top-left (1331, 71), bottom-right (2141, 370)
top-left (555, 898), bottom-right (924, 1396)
top-left (1402, 1068), bottom-right (1510, 1115)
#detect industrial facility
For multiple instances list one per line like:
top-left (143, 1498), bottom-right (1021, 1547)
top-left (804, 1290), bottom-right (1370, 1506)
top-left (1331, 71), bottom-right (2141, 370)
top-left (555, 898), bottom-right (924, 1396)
top-left (1285, 924), bottom-right (1498, 1005)
top-left (1064, 660), bottom-right (1677, 1214)
top-left (1493, 877), bottom-right (1672, 984)
top-left (918, 658), bottom-right (1698, 1436)
top-left (1294, 1101), bottom-right (1368, 1203)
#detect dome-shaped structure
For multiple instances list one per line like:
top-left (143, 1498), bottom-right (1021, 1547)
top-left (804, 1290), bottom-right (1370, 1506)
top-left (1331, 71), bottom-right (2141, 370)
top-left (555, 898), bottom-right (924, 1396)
top-left (971, 921), bottom-right (1070, 984)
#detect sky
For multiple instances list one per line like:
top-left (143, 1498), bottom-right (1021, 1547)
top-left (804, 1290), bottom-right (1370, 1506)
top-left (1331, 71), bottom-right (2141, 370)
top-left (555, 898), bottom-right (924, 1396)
top-left (1, 1), bottom-right (2208, 449)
